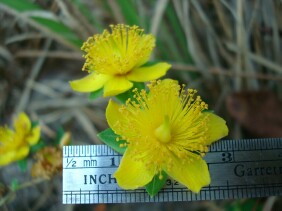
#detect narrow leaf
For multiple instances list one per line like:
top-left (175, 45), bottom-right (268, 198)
top-left (17, 159), bottom-right (28, 172)
top-left (0, 0), bottom-right (41, 12)
top-left (88, 88), bottom-right (103, 100)
top-left (30, 139), bottom-right (45, 153)
top-left (140, 61), bottom-right (159, 67)
top-left (31, 17), bottom-right (82, 47)
top-left (145, 171), bottom-right (168, 197)
top-left (55, 127), bottom-right (65, 145)
top-left (116, 0), bottom-right (140, 25)
top-left (71, 0), bottom-right (103, 32)
top-left (31, 121), bottom-right (39, 128)
top-left (10, 179), bottom-right (19, 191)
top-left (97, 128), bottom-right (126, 154)
top-left (1, 0), bottom-right (83, 48)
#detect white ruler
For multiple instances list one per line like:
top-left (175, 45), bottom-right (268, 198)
top-left (63, 138), bottom-right (282, 204)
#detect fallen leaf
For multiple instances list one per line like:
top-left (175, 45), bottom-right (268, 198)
top-left (226, 91), bottom-right (282, 137)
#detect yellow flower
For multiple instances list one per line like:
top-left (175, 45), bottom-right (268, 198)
top-left (70, 24), bottom-right (171, 97)
top-left (106, 79), bottom-right (228, 193)
top-left (0, 113), bottom-right (40, 166)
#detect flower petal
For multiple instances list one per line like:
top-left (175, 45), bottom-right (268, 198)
top-left (114, 147), bottom-right (155, 189)
top-left (0, 127), bottom-right (14, 143)
top-left (0, 146), bottom-right (29, 166)
top-left (106, 99), bottom-right (124, 134)
top-left (103, 77), bottom-right (133, 97)
top-left (167, 156), bottom-right (210, 193)
top-left (127, 62), bottom-right (171, 82)
top-left (0, 151), bottom-right (16, 166)
top-left (27, 125), bottom-right (40, 145)
top-left (205, 112), bottom-right (229, 145)
top-left (14, 146), bottom-right (29, 161)
top-left (70, 73), bottom-right (110, 92)
top-left (14, 112), bottom-right (31, 135)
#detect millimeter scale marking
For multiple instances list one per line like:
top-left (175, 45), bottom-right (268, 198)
top-left (63, 138), bottom-right (282, 204)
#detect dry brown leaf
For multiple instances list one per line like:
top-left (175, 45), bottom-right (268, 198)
top-left (226, 91), bottom-right (282, 137)
top-left (31, 146), bottom-right (62, 179)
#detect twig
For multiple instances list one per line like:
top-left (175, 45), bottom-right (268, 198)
top-left (179, 0), bottom-right (209, 73)
top-left (213, 1), bottom-right (232, 40)
top-left (38, 119), bottom-right (57, 138)
top-left (172, 63), bottom-right (282, 81)
top-left (30, 97), bottom-right (97, 110)
top-left (15, 50), bottom-right (82, 60)
top-left (270, 1), bottom-right (281, 64)
top-left (5, 33), bottom-right (44, 44)
top-left (0, 4), bottom-right (79, 51)
top-left (107, 0), bottom-right (125, 24)
top-left (61, 0), bottom-right (96, 37)
top-left (150, 0), bottom-right (169, 36)
top-left (226, 42), bottom-right (282, 74)
top-left (235, 0), bottom-right (243, 91)
top-left (15, 39), bottom-right (52, 113)
top-left (73, 108), bottom-right (102, 144)
top-left (30, 181), bottom-right (53, 211)
top-left (0, 178), bottom-right (47, 207)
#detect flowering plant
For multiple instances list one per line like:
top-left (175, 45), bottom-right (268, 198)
top-left (0, 112), bottom-right (70, 206)
top-left (0, 112), bottom-right (40, 166)
top-left (70, 24), bottom-right (170, 97)
top-left (70, 24), bottom-right (228, 196)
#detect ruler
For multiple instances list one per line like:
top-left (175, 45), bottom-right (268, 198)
top-left (63, 138), bottom-right (282, 204)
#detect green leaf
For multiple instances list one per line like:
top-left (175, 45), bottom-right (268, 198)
top-left (31, 17), bottom-right (83, 47)
top-left (55, 127), bottom-right (65, 146)
top-left (88, 88), bottom-right (103, 100)
top-left (0, 0), bottom-right (83, 48)
top-left (97, 128), bottom-right (126, 154)
top-left (140, 61), bottom-right (159, 68)
top-left (31, 121), bottom-right (39, 128)
top-left (225, 199), bottom-right (263, 211)
top-left (10, 179), bottom-right (19, 191)
top-left (30, 139), bottom-right (45, 153)
top-left (0, 0), bottom-right (41, 12)
top-left (165, 3), bottom-right (194, 64)
top-left (115, 82), bottom-right (145, 104)
top-left (145, 171), bottom-right (168, 197)
top-left (115, 0), bottom-right (140, 25)
top-left (17, 159), bottom-right (28, 172)
top-left (71, 0), bottom-right (103, 32)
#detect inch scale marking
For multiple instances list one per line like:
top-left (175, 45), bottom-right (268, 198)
top-left (63, 138), bottom-right (282, 204)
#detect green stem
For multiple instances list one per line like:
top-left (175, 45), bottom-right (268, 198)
top-left (0, 178), bottom-right (48, 206)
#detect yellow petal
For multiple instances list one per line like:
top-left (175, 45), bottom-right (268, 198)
top-left (14, 112), bottom-right (31, 135)
top-left (14, 146), bottom-right (29, 161)
top-left (114, 147), bottom-right (155, 189)
top-left (0, 151), bottom-right (16, 166)
top-left (205, 112), bottom-right (229, 145)
top-left (27, 125), bottom-right (40, 145)
top-left (106, 99), bottom-right (124, 134)
top-left (127, 62), bottom-right (171, 82)
top-left (103, 77), bottom-right (133, 97)
top-left (0, 145), bottom-right (29, 166)
top-left (70, 73), bottom-right (110, 92)
top-left (0, 127), bottom-right (14, 143)
top-left (167, 156), bottom-right (210, 193)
